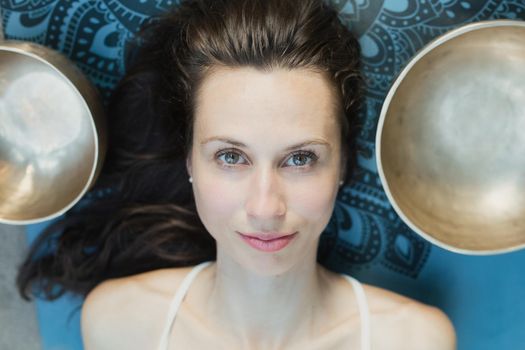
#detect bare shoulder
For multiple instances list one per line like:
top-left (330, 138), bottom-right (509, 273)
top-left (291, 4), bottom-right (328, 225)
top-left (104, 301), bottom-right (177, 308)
top-left (81, 266), bottom-right (195, 350)
top-left (363, 284), bottom-right (456, 350)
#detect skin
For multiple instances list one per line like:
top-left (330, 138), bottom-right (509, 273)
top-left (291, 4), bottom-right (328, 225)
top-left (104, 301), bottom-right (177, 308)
top-left (81, 67), bottom-right (457, 350)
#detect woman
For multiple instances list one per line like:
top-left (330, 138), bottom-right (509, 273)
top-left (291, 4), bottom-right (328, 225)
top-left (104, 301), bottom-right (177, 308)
top-left (18, 0), bottom-right (456, 349)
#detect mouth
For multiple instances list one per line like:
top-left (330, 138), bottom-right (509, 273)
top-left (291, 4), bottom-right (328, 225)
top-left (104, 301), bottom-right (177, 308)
top-left (238, 231), bottom-right (297, 240)
top-left (237, 231), bottom-right (298, 252)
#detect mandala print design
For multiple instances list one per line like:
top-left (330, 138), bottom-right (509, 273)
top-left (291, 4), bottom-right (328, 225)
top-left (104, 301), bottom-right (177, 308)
top-left (320, 0), bottom-right (524, 278)
top-left (2, 0), bottom-right (525, 279)
top-left (1, 0), bottom-right (176, 98)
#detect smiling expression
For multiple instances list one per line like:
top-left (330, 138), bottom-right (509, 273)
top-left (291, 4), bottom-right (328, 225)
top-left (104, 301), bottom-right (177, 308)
top-left (188, 66), bottom-right (343, 273)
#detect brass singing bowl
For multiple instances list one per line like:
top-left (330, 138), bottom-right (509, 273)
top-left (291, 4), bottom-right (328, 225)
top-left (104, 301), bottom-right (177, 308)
top-left (376, 20), bottom-right (525, 255)
top-left (0, 42), bottom-right (106, 224)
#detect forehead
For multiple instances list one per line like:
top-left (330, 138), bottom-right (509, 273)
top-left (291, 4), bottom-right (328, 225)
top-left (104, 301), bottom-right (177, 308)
top-left (193, 66), bottom-right (340, 142)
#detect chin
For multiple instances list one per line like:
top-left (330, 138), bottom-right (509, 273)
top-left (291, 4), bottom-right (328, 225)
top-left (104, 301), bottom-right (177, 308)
top-left (237, 246), bottom-right (315, 277)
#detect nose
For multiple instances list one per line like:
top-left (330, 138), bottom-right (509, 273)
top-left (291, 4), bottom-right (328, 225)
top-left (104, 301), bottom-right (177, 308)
top-left (245, 168), bottom-right (286, 221)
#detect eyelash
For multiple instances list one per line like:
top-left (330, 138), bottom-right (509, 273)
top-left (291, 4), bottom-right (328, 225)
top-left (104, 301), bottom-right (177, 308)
top-left (215, 148), bottom-right (319, 170)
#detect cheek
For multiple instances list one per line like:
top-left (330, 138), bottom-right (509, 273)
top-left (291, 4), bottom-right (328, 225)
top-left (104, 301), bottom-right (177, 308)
top-left (290, 176), bottom-right (338, 230)
top-left (193, 175), bottom-right (243, 232)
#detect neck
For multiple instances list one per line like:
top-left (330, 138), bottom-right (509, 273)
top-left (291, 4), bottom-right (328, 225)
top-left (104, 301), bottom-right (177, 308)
top-left (205, 243), bottom-right (328, 349)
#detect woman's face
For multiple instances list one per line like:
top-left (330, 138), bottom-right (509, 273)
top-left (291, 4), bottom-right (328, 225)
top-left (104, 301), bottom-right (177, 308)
top-left (188, 66), bottom-right (343, 274)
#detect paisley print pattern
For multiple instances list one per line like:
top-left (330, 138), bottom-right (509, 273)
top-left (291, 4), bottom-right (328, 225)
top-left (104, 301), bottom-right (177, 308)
top-left (2, 0), bottom-right (525, 280)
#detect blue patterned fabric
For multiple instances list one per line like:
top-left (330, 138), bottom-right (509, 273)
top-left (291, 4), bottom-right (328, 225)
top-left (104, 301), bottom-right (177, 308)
top-left (2, 1), bottom-right (525, 349)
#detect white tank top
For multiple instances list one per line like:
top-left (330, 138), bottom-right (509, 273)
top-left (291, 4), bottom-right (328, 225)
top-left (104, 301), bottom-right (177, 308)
top-left (157, 261), bottom-right (371, 350)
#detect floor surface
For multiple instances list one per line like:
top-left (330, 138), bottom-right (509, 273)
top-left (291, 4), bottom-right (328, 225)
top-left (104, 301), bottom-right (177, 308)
top-left (0, 223), bottom-right (41, 350)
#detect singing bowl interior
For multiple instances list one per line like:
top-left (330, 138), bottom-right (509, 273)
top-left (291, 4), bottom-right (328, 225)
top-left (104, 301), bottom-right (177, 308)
top-left (0, 46), bottom-right (98, 224)
top-left (377, 21), bottom-right (525, 254)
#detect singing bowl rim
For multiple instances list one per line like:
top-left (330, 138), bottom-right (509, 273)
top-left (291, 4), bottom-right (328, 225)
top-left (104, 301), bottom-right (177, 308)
top-left (375, 19), bottom-right (525, 255)
top-left (0, 43), bottom-right (102, 225)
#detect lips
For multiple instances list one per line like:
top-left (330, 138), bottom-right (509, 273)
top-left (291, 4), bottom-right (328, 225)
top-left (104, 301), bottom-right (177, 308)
top-left (237, 231), bottom-right (298, 252)
top-left (237, 231), bottom-right (297, 240)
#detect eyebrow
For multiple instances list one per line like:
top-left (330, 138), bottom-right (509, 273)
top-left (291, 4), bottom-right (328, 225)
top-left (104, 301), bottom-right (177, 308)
top-left (200, 136), bottom-right (331, 151)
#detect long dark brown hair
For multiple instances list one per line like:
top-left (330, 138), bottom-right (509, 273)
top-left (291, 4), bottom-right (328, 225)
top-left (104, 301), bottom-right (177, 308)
top-left (17, 0), bottom-right (362, 300)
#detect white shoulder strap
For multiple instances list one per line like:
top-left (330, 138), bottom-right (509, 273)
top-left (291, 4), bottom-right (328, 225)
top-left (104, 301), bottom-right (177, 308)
top-left (342, 275), bottom-right (371, 350)
top-left (157, 261), bottom-right (213, 350)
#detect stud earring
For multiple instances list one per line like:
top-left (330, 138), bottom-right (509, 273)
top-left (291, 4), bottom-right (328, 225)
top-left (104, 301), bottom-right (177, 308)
top-left (339, 180), bottom-right (344, 187)
top-left (189, 176), bottom-right (193, 183)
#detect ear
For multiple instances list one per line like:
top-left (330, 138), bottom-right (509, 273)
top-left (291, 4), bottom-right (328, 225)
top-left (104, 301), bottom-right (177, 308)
top-left (186, 155), bottom-right (193, 177)
top-left (339, 152), bottom-right (347, 185)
